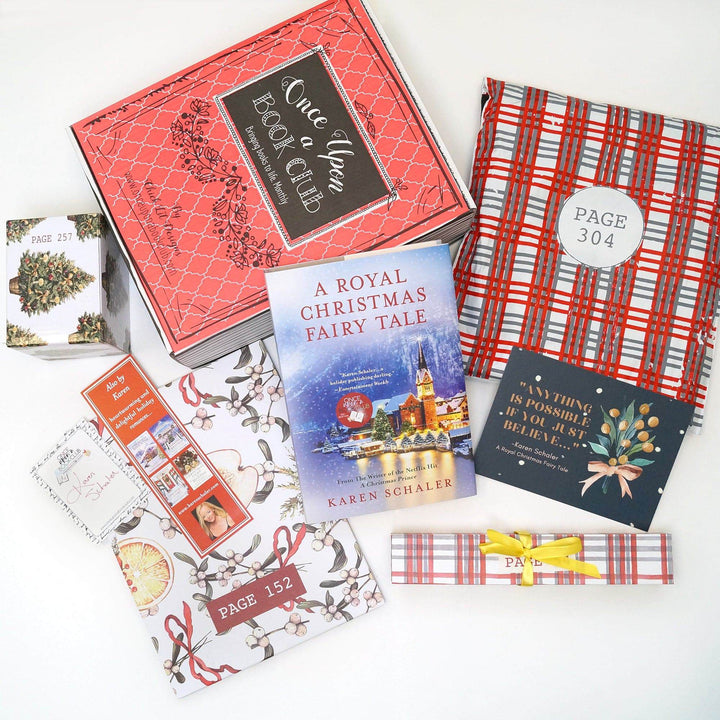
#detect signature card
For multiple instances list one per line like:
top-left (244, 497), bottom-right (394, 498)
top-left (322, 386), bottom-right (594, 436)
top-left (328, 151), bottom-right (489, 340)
top-left (32, 420), bottom-right (145, 542)
top-left (475, 349), bottom-right (693, 530)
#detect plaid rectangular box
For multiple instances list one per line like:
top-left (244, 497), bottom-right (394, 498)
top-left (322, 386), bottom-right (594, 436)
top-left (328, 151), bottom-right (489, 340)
top-left (453, 78), bottom-right (720, 430)
top-left (391, 533), bottom-right (673, 585)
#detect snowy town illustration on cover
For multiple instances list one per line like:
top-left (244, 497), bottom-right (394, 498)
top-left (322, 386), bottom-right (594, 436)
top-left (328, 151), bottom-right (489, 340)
top-left (316, 340), bottom-right (471, 460)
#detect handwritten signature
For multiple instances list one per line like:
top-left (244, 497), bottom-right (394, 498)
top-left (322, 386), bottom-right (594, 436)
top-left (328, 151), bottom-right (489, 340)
top-left (66, 470), bottom-right (119, 505)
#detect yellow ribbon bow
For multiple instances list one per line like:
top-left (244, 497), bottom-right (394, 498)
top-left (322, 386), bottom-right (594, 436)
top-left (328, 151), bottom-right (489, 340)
top-left (478, 530), bottom-right (601, 586)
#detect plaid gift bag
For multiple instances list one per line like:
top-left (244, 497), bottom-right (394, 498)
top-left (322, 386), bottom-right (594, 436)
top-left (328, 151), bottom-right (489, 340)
top-left (454, 78), bottom-right (720, 429)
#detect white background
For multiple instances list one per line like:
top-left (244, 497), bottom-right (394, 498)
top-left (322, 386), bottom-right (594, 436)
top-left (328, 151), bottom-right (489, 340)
top-left (2, 1), bottom-right (719, 718)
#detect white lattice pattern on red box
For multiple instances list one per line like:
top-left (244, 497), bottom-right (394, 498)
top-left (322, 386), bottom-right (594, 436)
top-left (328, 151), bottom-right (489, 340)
top-left (73, 0), bottom-right (467, 351)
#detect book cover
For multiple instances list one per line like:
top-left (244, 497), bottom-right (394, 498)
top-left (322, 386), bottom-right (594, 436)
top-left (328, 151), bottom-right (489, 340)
top-left (69, 0), bottom-right (474, 365)
top-left (453, 78), bottom-right (720, 430)
top-left (474, 348), bottom-right (693, 531)
top-left (33, 343), bottom-right (384, 698)
top-left (266, 242), bottom-right (476, 522)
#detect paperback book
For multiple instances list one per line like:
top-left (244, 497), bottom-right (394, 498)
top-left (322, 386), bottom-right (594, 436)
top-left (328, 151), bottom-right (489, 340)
top-left (266, 242), bottom-right (476, 522)
top-left (70, 0), bottom-right (474, 366)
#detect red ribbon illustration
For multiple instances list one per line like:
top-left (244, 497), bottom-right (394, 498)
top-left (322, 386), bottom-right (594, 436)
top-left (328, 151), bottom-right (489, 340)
top-left (178, 373), bottom-right (203, 407)
top-left (178, 373), bottom-right (221, 409)
top-left (272, 524), bottom-right (307, 610)
top-left (164, 602), bottom-right (239, 686)
top-left (90, 416), bottom-right (105, 437)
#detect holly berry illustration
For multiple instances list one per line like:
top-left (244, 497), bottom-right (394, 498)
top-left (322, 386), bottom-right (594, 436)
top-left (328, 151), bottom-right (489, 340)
top-left (68, 312), bottom-right (111, 344)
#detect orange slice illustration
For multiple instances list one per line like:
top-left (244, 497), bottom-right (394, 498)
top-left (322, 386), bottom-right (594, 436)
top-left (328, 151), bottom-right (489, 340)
top-left (117, 538), bottom-right (174, 610)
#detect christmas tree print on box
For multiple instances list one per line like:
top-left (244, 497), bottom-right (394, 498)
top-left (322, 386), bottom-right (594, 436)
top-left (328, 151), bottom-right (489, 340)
top-left (67, 213), bottom-right (107, 241)
top-left (10, 250), bottom-right (95, 315)
top-left (68, 312), bottom-right (113, 344)
top-left (5, 214), bottom-right (130, 358)
top-left (6, 321), bottom-right (46, 347)
top-left (6, 217), bottom-right (45, 243)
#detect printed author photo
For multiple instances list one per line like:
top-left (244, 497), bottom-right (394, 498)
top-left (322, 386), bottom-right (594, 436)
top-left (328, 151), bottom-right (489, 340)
top-left (192, 497), bottom-right (236, 540)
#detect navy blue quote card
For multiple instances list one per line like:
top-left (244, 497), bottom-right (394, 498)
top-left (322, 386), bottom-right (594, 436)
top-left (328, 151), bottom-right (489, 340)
top-left (475, 348), bottom-right (694, 530)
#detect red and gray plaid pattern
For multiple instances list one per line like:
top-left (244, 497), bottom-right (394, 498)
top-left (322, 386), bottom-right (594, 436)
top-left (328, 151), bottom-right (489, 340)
top-left (453, 78), bottom-right (720, 429)
top-left (391, 533), bottom-right (674, 585)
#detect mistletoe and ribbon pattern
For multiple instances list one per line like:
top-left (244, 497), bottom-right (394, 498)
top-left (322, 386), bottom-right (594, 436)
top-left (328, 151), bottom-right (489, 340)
top-left (273, 524), bottom-right (307, 569)
top-left (178, 373), bottom-right (205, 408)
top-left (164, 602), bottom-right (239, 686)
top-left (104, 342), bottom-right (383, 698)
top-left (273, 524), bottom-right (307, 611)
top-left (582, 401), bottom-right (660, 499)
top-left (478, 530), bottom-right (601, 587)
